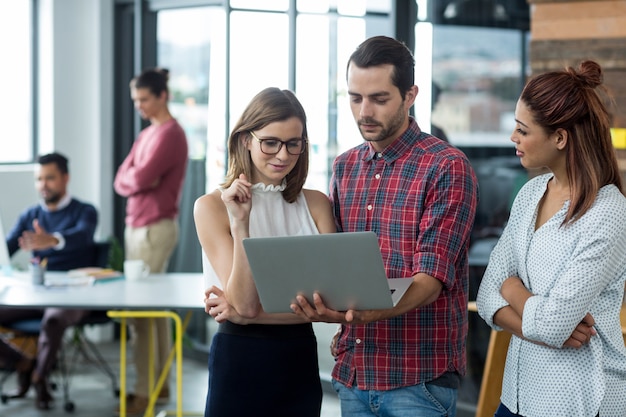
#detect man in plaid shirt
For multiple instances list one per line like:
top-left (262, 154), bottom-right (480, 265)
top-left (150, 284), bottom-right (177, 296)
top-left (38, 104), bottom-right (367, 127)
top-left (292, 36), bottom-right (478, 416)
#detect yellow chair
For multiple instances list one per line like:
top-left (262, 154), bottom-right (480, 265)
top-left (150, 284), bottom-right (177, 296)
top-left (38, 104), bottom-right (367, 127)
top-left (475, 329), bottom-right (511, 417)
top-left (468, 301), bottom-right (511, 417)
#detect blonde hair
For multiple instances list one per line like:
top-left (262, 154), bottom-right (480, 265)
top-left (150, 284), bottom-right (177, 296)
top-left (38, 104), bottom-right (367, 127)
top-left (222, 87), bottom-right (310, 203)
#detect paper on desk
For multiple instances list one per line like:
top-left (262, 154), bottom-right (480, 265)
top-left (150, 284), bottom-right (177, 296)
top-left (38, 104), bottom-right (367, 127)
top-left (68, 267), bottom-right (123, 280)
top-left (45, 275), bottom-right (95, 287)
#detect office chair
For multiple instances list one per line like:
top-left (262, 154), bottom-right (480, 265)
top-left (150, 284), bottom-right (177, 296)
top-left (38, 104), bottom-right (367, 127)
top-left (0, 319), bottom-right (93, 412)
top-left (0, 319), bottom-right (41, 405)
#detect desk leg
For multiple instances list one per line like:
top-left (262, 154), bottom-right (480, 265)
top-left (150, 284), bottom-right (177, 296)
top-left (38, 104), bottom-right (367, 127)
top-left (119, 317), bottom-right (127, 417)
top-left (147, 318), bottom-right (155, 417)
top-left (108, 311), bottom-right (190, 417)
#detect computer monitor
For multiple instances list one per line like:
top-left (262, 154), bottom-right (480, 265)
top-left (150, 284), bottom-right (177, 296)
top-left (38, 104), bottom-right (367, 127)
top-left (0, 213), bottom-right (12, 273)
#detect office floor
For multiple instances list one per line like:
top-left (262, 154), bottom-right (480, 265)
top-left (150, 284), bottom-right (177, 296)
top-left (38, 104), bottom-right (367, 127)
top-left (0, 341), bottom-right (341, 417)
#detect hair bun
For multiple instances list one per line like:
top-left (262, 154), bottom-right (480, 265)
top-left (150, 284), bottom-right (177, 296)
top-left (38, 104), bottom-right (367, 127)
top-left (156, 67), bottom-right (170, 80)
top-left (571, 60), bottom-right (603, 89)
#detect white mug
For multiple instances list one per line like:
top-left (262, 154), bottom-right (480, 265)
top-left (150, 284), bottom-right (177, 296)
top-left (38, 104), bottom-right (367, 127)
top-left (124, 259), bottom-right (150, 281)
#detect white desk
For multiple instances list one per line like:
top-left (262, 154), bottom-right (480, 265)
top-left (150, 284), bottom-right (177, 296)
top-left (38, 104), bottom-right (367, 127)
top-left (0, 271), bottom-right (205, 417)
top-left (0, 272), bottom-right (204, 310)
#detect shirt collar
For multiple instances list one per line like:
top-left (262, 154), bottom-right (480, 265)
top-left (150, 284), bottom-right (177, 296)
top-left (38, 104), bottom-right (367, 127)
top-left (363, 117), bottom-right (422, 163)
top-left (40, 194), bottom-right (72, 212)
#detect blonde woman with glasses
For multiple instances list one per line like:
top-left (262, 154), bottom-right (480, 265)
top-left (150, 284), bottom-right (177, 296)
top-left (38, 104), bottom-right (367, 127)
top-left (194, 87), bottom-right (336, 417)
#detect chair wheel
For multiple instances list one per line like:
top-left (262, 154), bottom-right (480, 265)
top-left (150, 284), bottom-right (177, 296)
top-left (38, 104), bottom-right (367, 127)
top-left (1, 394), bottom-right (8, 404)
top-left (64, 401), bottom-right (75, 412)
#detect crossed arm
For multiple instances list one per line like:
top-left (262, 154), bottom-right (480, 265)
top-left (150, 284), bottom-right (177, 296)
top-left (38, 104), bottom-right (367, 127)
top-left (496, 276), bottom-right (596, 349)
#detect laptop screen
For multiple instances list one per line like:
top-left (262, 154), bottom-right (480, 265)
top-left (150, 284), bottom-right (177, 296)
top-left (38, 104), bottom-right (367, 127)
top-left (0, 213), bottom-right (12, 271)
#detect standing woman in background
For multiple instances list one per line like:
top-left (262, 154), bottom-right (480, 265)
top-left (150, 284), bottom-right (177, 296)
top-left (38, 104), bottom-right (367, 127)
top-left (477, 60), bottom-right (626, 417)
top-left (194, 87), bottom-right (335, 417)
top-left (114, 67), bottom-right (188, 415)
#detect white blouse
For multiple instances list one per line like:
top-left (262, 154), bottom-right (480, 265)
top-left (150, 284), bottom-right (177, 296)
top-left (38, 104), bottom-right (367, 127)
top-left (477, 173), bottom-right (626, 417)
top-left (202, 182), bottom-right (319, 288)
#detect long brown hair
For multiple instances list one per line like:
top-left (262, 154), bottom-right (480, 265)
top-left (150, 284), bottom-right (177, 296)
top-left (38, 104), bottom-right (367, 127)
top-left (222, 87), bottom-right (309, 203)
top-left (520, 60), bottom-right (622, 224)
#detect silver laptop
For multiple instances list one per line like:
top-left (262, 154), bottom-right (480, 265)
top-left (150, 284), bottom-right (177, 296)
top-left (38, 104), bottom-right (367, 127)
top-left (242, 231), bottom-right (412, 313)
top-left (0, 213), bottom-right (12, 273)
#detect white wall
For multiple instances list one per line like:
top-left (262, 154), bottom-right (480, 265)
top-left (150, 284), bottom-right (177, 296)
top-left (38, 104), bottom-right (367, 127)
top-left (0, 167), bottom-right (38, 229)
top-left (1, 0), bottom-right (115, 244)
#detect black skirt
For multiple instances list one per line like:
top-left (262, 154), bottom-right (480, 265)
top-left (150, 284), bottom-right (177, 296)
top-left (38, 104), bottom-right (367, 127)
top-left (204, 321), bottom-right (322, 417)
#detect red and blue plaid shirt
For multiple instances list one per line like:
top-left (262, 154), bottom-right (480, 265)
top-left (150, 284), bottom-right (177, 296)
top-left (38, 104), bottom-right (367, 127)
top-left (329, 118), bottom-right (478, 390)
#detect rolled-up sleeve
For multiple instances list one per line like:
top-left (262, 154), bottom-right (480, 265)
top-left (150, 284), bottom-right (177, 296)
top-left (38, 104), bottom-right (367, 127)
top-left (414, 156), bottom-right (477, 288)
top-left (477, 225), bottom-right (515, 330)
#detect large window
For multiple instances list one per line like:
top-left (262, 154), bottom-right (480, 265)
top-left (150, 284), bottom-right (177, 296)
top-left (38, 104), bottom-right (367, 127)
top-left (431, 25), bottom-right (526, 147)
top-left (196, 0), bottom-right (395, 193)
top-left (157, 7), bottom-right (215, 162)
top-left (0, 1), bottom-right (33, 163)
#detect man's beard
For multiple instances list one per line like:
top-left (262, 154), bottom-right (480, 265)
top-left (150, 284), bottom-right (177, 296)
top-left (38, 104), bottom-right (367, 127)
top-left (358, 103), bottom-right (406, 143)
top-left (43, 191), bottom-right (62, 205)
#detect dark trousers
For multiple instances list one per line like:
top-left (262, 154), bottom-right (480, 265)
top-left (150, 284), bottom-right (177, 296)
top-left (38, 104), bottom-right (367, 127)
top-left (0, 307), bottom-right (89, 377)
top-left (205, 329), bottom-right (322, 417)
top-left (494, 403), bottom-right (522, 417)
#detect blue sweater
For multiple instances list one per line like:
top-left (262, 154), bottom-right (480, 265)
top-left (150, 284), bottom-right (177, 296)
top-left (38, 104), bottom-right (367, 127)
top-left (6, 198), bottom-right (98, 271)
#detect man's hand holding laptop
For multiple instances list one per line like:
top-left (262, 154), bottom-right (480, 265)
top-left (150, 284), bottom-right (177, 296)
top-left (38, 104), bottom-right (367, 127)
top-left (290, 271), bottom-right (443, 324)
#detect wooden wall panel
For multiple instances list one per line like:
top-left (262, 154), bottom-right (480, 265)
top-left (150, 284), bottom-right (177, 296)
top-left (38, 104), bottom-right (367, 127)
top-left (531, 1), bottom-right (626, 40)
top-left (529, 0), bottom-right (626, 127)
top-left (530, 38), bottom-right (626, 72)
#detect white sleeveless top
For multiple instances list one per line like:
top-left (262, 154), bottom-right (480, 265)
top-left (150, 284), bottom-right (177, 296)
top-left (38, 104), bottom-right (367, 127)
top-left (202, 182), bottom-right (319, 288)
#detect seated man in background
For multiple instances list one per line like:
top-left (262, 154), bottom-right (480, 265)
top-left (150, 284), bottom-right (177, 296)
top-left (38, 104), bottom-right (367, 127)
top-left (0, 152), bottom-right (98, 410)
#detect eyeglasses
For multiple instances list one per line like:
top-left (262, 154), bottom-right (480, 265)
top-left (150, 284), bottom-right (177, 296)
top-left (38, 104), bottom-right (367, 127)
top-left (249, 131), bottom-right (307, 155)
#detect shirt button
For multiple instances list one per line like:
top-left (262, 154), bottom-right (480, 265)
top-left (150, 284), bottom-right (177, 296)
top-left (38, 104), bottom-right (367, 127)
top-left (367, 205), bottom-right (373, 211)
top-left (375, 173), bottom-right (381, 179)
top-left (356, 338), bottom-right (362, 344)
top-left (376, 152), bottom-right (382, 159)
